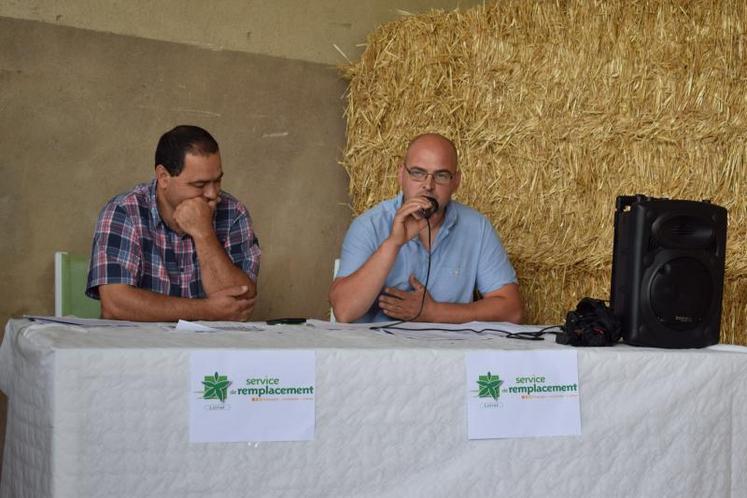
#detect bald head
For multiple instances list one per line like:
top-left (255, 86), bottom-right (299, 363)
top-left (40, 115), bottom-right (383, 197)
top-left (405, 133), bottom-right (458, 171)
top-left (398, 132), bottom-right (461, 211)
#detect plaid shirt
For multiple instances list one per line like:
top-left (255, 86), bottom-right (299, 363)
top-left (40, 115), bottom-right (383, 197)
top-left (86, 180), bottom-right (260, 299)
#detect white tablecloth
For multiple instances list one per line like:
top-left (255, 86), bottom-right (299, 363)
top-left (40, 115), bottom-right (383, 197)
top-left (2, 318), bottom-right (747, 498)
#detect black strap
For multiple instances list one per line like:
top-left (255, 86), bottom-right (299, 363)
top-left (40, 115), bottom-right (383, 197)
top-left (556, 298), bottom-right (621, 347)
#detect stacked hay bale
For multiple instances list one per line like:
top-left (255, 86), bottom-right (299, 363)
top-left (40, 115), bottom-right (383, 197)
top-left (340, 0), bottom-right (747, 344)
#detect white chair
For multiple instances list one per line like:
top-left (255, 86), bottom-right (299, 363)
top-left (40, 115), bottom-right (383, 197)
top-left (330, 258), bottom-right (340, 323)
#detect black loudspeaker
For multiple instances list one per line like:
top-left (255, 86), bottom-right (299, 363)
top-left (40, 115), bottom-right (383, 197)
top-left (610, 195), bottom-right (727, 348)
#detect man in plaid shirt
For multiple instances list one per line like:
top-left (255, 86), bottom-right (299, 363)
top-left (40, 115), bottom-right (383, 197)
top-left (86, 125), bottom-right (260, 321)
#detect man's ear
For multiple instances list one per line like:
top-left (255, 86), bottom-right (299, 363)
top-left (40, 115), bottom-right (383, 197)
top-left (452, 169), bottom-right (462, 192)
top-left (397, 162), bottom-right (406, 188)
top-left (155, 164), bottom-right (171, 188)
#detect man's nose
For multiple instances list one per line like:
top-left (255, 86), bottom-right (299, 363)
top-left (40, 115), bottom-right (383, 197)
top-left (204, 183), bottom-right (220, 200)
top-left (422, 174), bottom-right (435, 190)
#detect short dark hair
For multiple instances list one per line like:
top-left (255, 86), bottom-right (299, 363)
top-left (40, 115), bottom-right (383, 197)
top-left (155, 125), bottom-right (219, 176)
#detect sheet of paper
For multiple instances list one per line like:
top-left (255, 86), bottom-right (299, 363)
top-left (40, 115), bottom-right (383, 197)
top-left (175, 320), bottom-right (265, 332)
top-left (304, 320), bottom-right (555, 341)
top-left (304, 320), bottom-right (481, 340)
top-left (385, 327), bottom-right (493, 341)
top-left (368, 322), bottom-right (553, 341)
top-left (26, 316), bottom-right (265, 332)
top-left (466, 350), bottom-right (581, 439)
top-left (190, 350), bottom-right (315, 443)
top-left (25, 315), bottom-right (143, 327)
top-left (176, 320), bottom-right (220, 332)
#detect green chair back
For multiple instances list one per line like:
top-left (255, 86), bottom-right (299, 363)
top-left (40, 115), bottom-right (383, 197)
top-left (55, 251), bottom-right (101, 318)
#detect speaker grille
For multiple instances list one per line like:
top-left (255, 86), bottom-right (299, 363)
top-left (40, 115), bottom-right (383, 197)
top-left (653, 214), bottom-right (715, 249)
top-left (648, 257), bottom-right (713, 330)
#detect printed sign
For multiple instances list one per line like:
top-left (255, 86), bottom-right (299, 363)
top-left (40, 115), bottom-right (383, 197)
top-left (466, 350), bottom-right (581, 439)
top-left (190, 350), bottom-right (315, 443)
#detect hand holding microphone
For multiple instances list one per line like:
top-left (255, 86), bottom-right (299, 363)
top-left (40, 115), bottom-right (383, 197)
top-left (419, 196), bottom-right (439, 219)
top-left (389, 195), bottom-right (441, 246)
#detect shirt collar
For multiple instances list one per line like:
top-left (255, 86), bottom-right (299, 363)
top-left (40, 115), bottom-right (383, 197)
top-left (147, 179), bottom-right (165, 229)
top-left (437, 197), bottom-right (458, 246)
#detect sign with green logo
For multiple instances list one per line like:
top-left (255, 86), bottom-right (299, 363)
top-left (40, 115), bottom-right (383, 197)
top-left (477, 372), bottom-right (503, 400)
top-left (466, 350), bottom-right (581, 439)
top-left (201, 372), bottom-right (231, 402)
top-left (190, 350), bottom-right (316, 443)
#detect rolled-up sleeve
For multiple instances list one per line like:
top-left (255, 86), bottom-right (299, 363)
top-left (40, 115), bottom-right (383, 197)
top-left (476, 218), bottom-right (517, 295)
top-left (86, 204), bottom-right (141, 299)
top-left (337, 215), bottom-right (379, 279)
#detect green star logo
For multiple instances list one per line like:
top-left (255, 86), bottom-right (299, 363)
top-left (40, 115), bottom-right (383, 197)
top-left (202, 372), bottom-right (231, 402)
top-left (477, 371), bottom-right (503, 400)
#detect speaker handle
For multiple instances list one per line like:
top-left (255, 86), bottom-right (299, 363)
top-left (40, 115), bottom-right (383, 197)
top-left (611, 195), bottom-right (639, 308)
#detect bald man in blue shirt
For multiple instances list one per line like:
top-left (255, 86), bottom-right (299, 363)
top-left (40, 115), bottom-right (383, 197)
top-left (330, 133), bottom-right (523, 324)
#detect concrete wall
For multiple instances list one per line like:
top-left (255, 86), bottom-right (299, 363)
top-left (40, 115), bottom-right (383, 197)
top-left (0, 0), bottom-right (484, 65)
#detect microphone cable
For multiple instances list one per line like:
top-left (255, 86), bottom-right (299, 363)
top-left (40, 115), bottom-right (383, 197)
top-left (371, 217), bottom-right (433, 330)
top-left (379, 323), bottom-right (563, 341)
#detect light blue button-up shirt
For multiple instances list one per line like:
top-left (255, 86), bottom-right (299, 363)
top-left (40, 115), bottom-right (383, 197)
top-left (338, 194), bottom-right (517, 322)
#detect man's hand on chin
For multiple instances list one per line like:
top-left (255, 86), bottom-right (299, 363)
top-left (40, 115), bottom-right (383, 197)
top-left (173, 198), bottom-right (217, 238)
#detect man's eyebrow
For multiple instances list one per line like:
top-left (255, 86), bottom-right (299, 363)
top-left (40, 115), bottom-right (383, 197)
top-left (408, 165), bottom-right (453, 173)
top-left (190, 172), bottom-right (224, 184)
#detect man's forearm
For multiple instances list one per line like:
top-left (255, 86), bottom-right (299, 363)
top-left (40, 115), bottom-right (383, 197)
top-left (99, 284), bottom-right (213, 322)
top-left (192, 232), bottom-right (256, 297)
top-left (330, 239), bottom-right (401, 322)
top-left (424, 285), bottom-right (523, 324)
top-left (425, 298), bottom-right (521, 324)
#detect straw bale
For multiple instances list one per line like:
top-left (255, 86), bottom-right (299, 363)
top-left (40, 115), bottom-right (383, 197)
top-left (340, 0), bottom-right (747, 344)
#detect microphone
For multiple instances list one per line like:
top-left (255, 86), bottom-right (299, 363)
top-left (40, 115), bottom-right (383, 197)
top-left (420, 196), bottom-right (439, 219)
